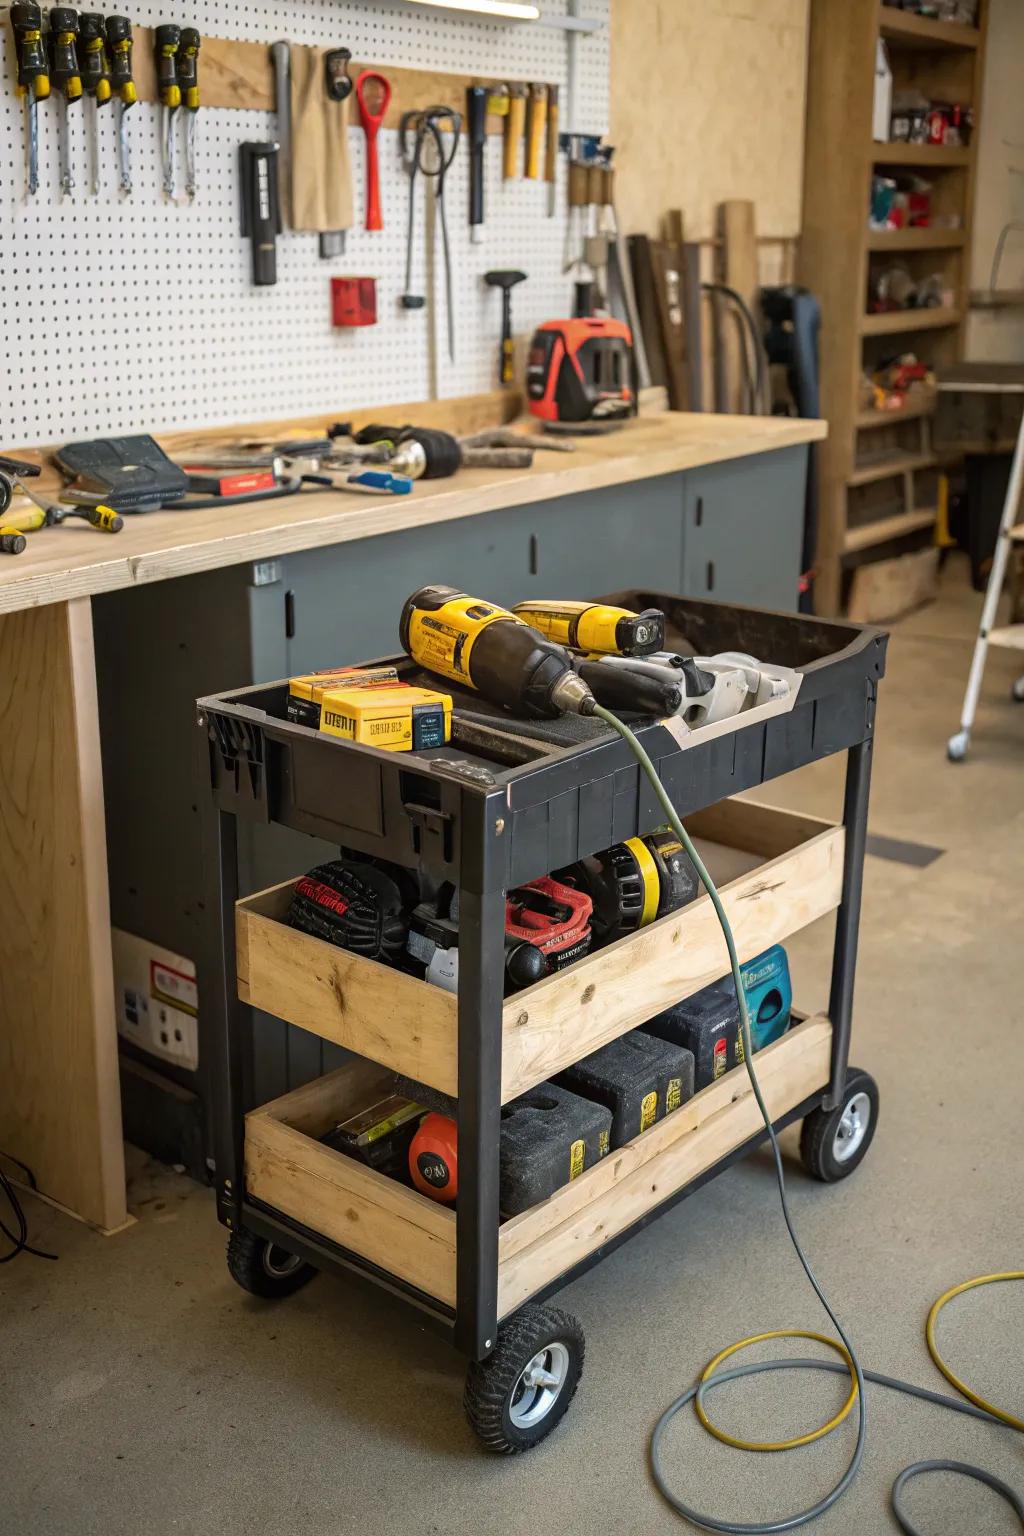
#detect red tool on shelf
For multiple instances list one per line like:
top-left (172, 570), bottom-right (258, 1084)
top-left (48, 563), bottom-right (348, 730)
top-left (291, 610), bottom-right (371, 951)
top-left (355, 68), bottom-right (391, 231)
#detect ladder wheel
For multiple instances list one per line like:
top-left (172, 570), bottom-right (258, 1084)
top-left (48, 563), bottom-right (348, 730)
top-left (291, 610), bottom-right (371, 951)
top-left (1011, 676), bottom-right (1024, 703)
top-left (947, 730), bottom-right (970, 762)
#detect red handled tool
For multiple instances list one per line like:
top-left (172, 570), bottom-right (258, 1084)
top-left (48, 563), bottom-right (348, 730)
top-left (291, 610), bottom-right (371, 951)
top-left (355, 69), bottom-right (391, 231)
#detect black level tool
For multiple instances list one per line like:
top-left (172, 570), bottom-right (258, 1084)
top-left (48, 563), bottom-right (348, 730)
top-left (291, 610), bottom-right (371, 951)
top-left (10, 3), bottom-right (50, 196)
top-left (239, 141), bottom-right (282, 286)
top-left (79, 12), bottom-right (111, 196)
top-left (105, 14), bottom-right (136, 194)
top-left (484, 269), bottom-right (526, 386)
top-left (466, 84), bottom-right (486, 244)
top-left (49, 7), bottom-right (82, 197)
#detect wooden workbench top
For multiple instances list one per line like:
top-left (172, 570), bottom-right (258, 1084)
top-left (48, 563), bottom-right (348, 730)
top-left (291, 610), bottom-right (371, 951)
top-left (0, 412), bottom-right (825, 615)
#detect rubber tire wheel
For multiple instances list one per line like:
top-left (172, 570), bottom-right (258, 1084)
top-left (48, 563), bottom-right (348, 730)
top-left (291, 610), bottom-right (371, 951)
top-left (464, 1304), bottom-right (584, 1454)
top-left (226, 1227), bottom-right (316, 1298)
top-left (799, 1068), bottom-right (879, 1184)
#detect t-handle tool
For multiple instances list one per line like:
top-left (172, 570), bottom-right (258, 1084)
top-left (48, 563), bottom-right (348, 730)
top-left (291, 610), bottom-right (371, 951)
top-left (105, 15), bottom-right (136, 194)
top-left (177, 27), bottom-right (200, 200)
top-left (49, 8), bottom-right (83, 197)
top-left (484, 269), bottom-right (526, 386)
top-left (9, 4), bottom-right (50, 197)
top-left (79, 12), bottom-right (110, 196)
top-left (154, 22), bottom-right (181, 199)
top-left (355, 69), bottom-right (391, 231)
top-left (466, 84), bottom-right (486, 244)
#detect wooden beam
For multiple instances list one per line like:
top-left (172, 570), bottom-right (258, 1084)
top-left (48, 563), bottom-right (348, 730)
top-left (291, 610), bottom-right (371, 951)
top-left (0, 600), bottom-right (126, 1231)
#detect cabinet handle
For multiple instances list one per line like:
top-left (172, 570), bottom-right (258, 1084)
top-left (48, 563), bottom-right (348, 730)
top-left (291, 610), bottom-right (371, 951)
top-left (706, 560), bottom-right (715, 592)
top-left (695, 496), bottom-right (703, 527)
top-left (529, 534), bottom-right (538, 576)
top-left (285, 589), bottom-right (296, 639)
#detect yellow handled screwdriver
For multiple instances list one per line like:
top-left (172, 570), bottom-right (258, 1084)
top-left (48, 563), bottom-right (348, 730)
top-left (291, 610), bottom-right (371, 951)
top-left (177, 28), bottom-right (200, 200)
top-left (9, 4), bottom-right (50, 197)
top-left (154, 22), bottom-right (181, 199)
top-left (48, 7), bottom-right (83, 198)
top-left (105, 15), bottom-right (136, 195)
top-left (79, 12), bottom-right (111, 196)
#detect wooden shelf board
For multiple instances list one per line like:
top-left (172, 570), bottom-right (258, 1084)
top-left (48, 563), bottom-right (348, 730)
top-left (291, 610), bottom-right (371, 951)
top-left (860, 307), bottom-right (962, 336)
top-left (843, 507), bottom-right (937, 554)
top-left (872, 142), bottom-right (971, 168)
top-left (878, 6), bottom-right (980, 51)
top-left (848, 451), bottom-right (937, 487)
top-left (857, 393), bottom-right (937, 428)
top-left (969, 289), bottom-right (1024, 310)
top-left (867, 227), bottom-right (966, 251)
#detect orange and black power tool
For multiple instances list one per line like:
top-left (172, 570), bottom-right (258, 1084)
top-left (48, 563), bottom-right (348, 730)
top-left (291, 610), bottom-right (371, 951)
top-left (526, 316), bottom-right (636, 425)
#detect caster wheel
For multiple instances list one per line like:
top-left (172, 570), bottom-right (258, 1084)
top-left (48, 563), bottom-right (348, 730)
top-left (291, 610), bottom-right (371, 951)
top-left (1012, 676), bottom-right (1024, 703)
top-left (464, 1304), bottom-right (584, 1454)
top-left (227, 1227), bottom-right (316, 1298)
top-left (799, 1069), bottom-right (879, 1183)
top-left (947, 730), bottom-right (970, 762)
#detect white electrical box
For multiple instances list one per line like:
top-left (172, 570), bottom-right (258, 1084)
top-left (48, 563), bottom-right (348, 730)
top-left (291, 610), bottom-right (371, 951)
top-left (112, 927), bottom-right (200, 1072)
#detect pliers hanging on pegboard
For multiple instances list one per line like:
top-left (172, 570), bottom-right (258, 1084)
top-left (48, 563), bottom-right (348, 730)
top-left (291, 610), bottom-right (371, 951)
top-left (399, 106), bottom-right (461, 364)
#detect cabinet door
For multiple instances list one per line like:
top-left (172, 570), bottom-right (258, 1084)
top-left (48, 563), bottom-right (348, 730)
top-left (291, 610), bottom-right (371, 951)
top-left (681, 449), bottom-right (806, 611)
top-left (519, 474), bottom-right (685, 599)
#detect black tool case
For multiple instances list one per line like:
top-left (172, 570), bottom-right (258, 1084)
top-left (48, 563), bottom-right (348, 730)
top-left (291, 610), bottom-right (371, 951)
top-left (199, 591), bottom-right (886, 1443)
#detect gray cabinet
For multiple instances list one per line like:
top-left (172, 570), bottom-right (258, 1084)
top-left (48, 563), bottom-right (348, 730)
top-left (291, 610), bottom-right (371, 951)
top-left (681, 449), bottom-right (806, 610)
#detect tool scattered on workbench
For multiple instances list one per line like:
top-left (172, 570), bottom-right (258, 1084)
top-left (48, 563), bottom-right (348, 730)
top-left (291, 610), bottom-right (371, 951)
top-left (176, 27), bottom-right (200, 200)
top-left (400, 105), bottom-right (461, 364)
top-left (0, 453), bottom-right (123, 549)
top-left (239, 140), bottom-right (282, 285)
top-left (78, 12), bottom-right (110, 196)
top-left (48, 7), bottom-right (82, 198)
top-left (9, 3), bottom-right (50, 198)
top-left (484, 269), bottom-right (526, 387)
top-left (105, 14), bottom-right (135, 194)
top-left (355, 68), bottom-right (390, 231)
top-left (154, 21), bottom-right (180, 198)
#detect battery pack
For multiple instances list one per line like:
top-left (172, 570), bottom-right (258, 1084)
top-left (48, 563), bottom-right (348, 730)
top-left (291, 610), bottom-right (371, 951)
top-left (643, 985), bottom-right (741, 1089)
top-left (317, 683), bottom-right (452, 752)
top-left (287, 665), bottom-right (400, 729)
top-left (500, 1082), bottom-right (611, 1216)
top-left (555, 1030), bottom-right (695, 1149)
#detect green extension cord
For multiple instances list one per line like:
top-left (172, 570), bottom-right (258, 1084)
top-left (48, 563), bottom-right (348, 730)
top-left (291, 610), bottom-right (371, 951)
top-left (595, 705), bottom-right (1023, 1535)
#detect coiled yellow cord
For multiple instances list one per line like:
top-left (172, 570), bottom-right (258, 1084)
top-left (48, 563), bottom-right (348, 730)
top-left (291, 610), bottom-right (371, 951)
top-left (696, 1330), bottom-right (858, 1451)
top-left (926, 1272), bottom-right (1024, 1432)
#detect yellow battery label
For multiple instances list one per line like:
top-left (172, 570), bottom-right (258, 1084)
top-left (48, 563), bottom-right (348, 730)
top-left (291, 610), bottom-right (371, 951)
top-left (569, 1138), bottom-right (586, 1180)
top-left (666, 1076), bottom-right (682, 1113)
top-left (598, 1129), bottom-right (610, 1157)
top-left (640, 1090), bottom-right (658, 1133)
top-left (736, 1030), bottom-right (745, 1064)
top-left (407, 596), bottom-right (523, 686)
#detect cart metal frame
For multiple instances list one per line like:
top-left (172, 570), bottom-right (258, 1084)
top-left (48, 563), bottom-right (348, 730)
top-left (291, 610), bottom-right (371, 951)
top-left (199, 593), bottom-right (885, 1362)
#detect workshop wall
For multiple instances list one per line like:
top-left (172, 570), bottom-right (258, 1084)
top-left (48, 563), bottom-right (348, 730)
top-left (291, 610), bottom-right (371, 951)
top-left (0, 1), bottom-right (610, 443)
top-left (609, 0), bottom-right (810, 246)
top-left (966, 0), bottom-right (1024, 362)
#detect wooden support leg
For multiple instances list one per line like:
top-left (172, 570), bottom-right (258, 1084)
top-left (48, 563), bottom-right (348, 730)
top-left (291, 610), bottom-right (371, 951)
top-left (0, 598), bottom-right (127, 1232)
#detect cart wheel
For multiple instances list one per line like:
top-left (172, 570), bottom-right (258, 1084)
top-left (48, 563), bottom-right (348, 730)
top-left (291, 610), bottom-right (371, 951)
top-left (464, 1304), bottom-right (584, 1454)
top-left (947, 729), bottom-right (970, 762)
top-left (227, 1227), bottom-right (316, 1298)
top-left (1011, 675), bottom-right (1024, 703)
top-left (799, 1069), bottom-right (879, 1183)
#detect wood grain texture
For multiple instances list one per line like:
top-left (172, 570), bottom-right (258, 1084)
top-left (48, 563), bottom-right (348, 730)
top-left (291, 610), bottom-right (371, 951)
top-left (238, 891), bottom-right (459, 1096)
top-left (847, 546), bottom-right (939, 621)
top-left (130, 27), bottom-right (541, 131)
top-left (498, 820), bottom-right (844, 1101)
top-left (0, 600), bottom-right (126, 1230)
top-left (718, 200), bottom-right (760, 414)
top-left (245, 1111), bottom-right (457, 1305)
top-left (0, 412), bottom-right (825, 616)
top-left (496, 1017), bottom-right (832, 1316)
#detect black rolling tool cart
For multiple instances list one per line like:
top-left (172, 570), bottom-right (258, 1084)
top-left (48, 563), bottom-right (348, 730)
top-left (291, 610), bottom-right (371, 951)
top-left (199, 590), bottom-right (887, 1453)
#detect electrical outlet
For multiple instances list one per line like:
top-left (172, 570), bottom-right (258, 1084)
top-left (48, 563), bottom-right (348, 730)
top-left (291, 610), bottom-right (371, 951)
top-left (112, 928), bottom-right (199, 1072)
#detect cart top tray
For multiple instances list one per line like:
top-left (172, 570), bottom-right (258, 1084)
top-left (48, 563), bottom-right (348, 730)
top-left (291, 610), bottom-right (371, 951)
top-left (199, 591), bottom-right (887, 886)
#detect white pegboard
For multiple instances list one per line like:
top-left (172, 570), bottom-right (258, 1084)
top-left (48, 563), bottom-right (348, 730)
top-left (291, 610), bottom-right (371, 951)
top-left (0, 1), bottom-right (610, 442)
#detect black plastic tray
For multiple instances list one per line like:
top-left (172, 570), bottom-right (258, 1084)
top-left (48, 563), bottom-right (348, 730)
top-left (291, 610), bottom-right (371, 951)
top-left (199, 592), bottom-right (887, 887)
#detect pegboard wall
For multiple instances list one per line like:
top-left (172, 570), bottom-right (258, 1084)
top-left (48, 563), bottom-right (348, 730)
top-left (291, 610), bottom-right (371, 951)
top-left (0, 1), bottom-right (610, 443)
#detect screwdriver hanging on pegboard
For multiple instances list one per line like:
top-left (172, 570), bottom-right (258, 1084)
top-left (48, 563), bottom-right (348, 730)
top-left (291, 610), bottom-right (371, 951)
top-left (176, 28), bottom-right (200, 200)
top-left (79, 12), bottom-right (111, 196)
top-left (8, 4), bottom-right (50, 197)
top-left (154, 22), bottom-right (181, 199)
top-left (104, 15), bottom-right (136, 195)
top-left (48, 7), bottom-right (83, 198)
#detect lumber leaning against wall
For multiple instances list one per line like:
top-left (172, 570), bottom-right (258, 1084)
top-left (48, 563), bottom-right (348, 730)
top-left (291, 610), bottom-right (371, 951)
top-left (966, 0), bottom-right (1024, 362)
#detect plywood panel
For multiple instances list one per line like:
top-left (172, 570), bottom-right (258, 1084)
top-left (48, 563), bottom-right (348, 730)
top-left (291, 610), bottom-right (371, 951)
top-left (966, 0), bottom-right (1024, 364)
top-left (0, 600), bottom-right (126, 1230)
top-left (611, 0), bottom-right (811, 243)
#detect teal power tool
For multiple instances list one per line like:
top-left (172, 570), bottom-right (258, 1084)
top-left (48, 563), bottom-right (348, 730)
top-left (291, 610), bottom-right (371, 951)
top-left (741, 944), bottom-right (792, 1050)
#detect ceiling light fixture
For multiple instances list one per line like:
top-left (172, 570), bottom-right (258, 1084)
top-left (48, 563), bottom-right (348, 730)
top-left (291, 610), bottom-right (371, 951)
top-left (402, 0), bottom-right (541, 20)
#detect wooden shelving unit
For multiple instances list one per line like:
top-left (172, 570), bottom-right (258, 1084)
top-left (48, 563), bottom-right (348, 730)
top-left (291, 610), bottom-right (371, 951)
top-left (799, 0), bottom-right (989, 614)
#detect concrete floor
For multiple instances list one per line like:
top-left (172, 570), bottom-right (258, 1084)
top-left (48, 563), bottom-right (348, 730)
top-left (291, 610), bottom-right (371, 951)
top-left (3, 554), bottom-right (1022, 1535)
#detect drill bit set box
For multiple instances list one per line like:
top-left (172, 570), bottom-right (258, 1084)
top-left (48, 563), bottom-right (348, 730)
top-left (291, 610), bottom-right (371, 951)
top-left (200, 588), bottom-right (886, 1440)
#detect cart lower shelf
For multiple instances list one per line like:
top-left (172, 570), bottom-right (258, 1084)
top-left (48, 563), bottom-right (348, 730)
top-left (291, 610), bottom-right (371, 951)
top-left (245, 1014), bottom-right (832, 1319)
